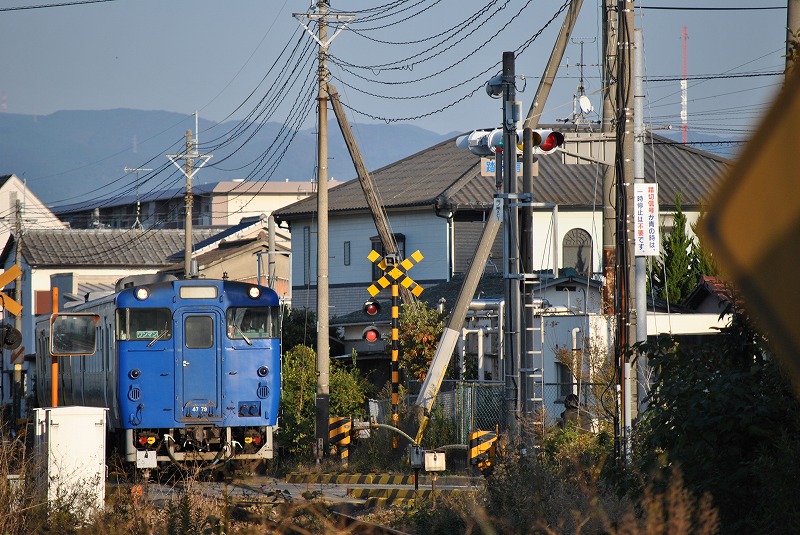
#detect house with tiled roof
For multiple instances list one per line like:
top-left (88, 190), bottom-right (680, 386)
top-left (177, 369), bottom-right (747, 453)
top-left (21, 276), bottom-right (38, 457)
top-left (274, 129), bottom-right (728, 318)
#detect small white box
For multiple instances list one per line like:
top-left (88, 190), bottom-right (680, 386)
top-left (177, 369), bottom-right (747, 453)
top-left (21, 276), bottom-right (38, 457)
top-left (424, 451), bottom-right (446, 472)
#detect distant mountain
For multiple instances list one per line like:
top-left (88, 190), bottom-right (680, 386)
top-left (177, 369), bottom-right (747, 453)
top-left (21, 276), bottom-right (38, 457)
top-left (0, 109), bottom-right (456, 205)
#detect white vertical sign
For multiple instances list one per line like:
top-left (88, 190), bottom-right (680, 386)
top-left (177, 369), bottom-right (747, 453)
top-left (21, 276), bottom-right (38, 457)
top-left (634, 183), bottom-right (659, 256)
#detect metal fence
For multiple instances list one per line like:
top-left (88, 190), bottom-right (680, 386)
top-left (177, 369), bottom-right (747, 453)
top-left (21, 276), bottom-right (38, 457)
top-left (368, 380), bottom-right (611, 445)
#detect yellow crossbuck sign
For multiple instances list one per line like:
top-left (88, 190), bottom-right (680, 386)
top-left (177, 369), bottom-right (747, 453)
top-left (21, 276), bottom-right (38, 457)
top-left (367, 249), bottom-right (424, 298)
top-left (0, 265), bottom-right (23, 317)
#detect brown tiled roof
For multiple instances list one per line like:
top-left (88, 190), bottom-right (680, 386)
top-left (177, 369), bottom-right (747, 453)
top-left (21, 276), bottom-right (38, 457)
top-left (274, 130), bottom-right (729, 221)
top-left (14, 228), bottom-right (219, 267)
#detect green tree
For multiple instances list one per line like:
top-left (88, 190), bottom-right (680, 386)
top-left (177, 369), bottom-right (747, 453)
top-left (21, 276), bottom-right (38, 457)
top-left (651, 193), bottom-right (695, 303)
top-left (279, 345), bottom-right (370, 457)
top-left (634, 295), bottom-right (800, 533)
top-left (398, 300), bottom-right (444, 381)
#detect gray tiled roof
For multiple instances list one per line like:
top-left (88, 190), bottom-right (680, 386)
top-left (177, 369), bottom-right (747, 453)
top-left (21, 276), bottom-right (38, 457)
top-left (15, 228), bottom-right (220, 267)
top-left (274, 130), bottom-right (729, 220)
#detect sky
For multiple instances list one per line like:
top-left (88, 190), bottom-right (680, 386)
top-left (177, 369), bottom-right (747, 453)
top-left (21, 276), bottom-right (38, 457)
top-left (0, 1), bottom-right (788, 142)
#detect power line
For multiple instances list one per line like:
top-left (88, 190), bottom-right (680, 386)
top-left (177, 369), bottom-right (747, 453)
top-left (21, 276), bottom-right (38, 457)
top-left (0, 0), bottom-right (118, 11)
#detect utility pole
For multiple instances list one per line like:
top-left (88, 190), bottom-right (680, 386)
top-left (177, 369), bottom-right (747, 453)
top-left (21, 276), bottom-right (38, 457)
top-left (602, 0), bottom-right (618, 315)
top-left (124, 166), bottom-right (152, 229)
top-left (167, 119), bottom-right (211, 278)
top-left (294, 0), bottom-right (354, 459)
top-left (615, 0), bottom-right (636, 463)
top-left (315, 0), bottom-right (330, 461)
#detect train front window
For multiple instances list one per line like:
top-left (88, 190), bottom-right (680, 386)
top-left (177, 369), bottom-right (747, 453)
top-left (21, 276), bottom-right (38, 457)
top-left (185, 316), bottom-right (213, 349)
top-left (116, 308), bottom-right (172, 341)
top-left (226, 307), bottom-right (279, 339)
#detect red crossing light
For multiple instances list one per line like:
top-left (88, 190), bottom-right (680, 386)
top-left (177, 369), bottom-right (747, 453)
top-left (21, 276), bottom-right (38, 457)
top-left (362, 326), bottom-right (381, 343)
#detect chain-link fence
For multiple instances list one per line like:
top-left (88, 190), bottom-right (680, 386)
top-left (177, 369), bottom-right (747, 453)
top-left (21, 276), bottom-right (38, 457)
top-left (368, 380), bottom-right (612, 444)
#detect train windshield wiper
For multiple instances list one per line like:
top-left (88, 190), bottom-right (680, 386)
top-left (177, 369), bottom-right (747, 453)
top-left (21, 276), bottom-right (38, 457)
top-left (147, 324), bottom-right (170, 347)
top-left (234, 324), bottom-right (253, 345)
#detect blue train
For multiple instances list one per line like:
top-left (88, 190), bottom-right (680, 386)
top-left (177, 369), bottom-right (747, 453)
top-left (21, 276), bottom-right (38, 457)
top-left (34, 275), bottom-right (281, 469)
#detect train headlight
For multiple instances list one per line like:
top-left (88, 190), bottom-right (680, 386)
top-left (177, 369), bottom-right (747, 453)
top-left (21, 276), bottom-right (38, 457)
top-left (257, 366), bottom-right (269, 377)
top-left (147, 436), bottom-right (156, 445)
top-left (135, 287), bottom-right (149, 301)
top-left (129, 369), bottom-right (141, 379)
top-left (248, 286), bottom-right (261, 299)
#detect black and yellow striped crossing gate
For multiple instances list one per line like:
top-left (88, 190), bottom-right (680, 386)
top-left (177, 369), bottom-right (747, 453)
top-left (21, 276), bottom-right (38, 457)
top-left (329, 416), bottom-right (352, 467)
top-left (468, 428), bottom-right (497, 475)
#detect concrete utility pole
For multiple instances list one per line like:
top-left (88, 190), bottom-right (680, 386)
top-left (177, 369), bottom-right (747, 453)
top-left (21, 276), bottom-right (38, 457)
top-left (315, 0), bottom-right (330, 460)
top-left (294, 0), bottom-right (354, 459)
top-left (167, 121), bottom-right (211, 278)
top-left (633, 28), bottom-right (649, 417)
top-left (615, 0), bottom-right (636, 463)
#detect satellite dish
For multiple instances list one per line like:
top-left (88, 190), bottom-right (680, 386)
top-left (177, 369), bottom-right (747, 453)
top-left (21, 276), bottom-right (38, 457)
top-left (578, 95), bottom-right (594, 114)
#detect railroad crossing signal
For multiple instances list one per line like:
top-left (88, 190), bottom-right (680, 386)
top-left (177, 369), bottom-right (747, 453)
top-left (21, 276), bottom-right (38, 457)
top-left (366, 249), bottom-right (424, 298)
top-left (0, 265), bottom-right (23, 317)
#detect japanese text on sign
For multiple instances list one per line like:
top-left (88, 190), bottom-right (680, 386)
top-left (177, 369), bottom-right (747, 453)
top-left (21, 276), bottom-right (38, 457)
top-left (634, 183), bottom-right (659, 256)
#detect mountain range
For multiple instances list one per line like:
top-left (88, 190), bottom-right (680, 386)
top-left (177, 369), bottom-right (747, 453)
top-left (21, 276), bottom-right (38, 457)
top-left (0, 108), bottom-right (735, 207)
top-left (0, 109), bottom-right (458, 206)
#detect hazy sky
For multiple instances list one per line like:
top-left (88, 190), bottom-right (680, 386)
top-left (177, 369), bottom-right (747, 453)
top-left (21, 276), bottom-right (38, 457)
top-left (0, 1), bottom-right (787, 138)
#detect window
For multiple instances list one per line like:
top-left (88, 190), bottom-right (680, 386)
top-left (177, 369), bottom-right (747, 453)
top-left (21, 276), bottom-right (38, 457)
top-left (226, 306), bottom-right (280, 339)
top-left (370, 234), bottom-right (405, 281)
top-left (562, 228), bottom-right (593, 276)
top-left (185, 316), bottom-right (213, 348)
top-left (556, 362), bottom-right (574, 399)
top-left (343, 241), bottom-right (351, 266)
top-left (116, 308), bottom-right (172, 341)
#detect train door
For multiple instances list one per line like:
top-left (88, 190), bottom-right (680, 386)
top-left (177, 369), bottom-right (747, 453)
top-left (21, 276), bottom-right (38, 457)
top-left (175, 309), bottom-right (222, 420)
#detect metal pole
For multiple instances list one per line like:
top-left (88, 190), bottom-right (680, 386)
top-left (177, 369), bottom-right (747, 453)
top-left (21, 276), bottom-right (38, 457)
top-left (268, 214), bottom-right (277, 288)
top-left (315, 0), bottom-right (331, 459)
top-left (500, 52), bottom-right (522, 437)
top-left (634, 29), bottom-right (649, 413)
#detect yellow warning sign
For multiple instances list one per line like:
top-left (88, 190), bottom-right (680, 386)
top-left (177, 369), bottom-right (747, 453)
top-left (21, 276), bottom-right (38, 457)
top-left (700, 64), bottom-right (800, 384)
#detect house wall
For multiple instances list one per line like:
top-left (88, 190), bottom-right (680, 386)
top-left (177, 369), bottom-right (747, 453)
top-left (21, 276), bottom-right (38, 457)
top-left (218, 191), bottom-right (318, 226)
top-left (0, 176), bottom-right (66, 250)
top-left (288, 209), bottom-right (449, 315)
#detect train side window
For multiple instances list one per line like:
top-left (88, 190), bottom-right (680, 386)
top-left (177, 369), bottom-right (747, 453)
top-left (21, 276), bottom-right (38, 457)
top-left (185, 316), bottom-right (213, 348)
top-left (117, 308), bottom-right (172, 341)
top-left (226, 307), bottom-right (280, 339)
